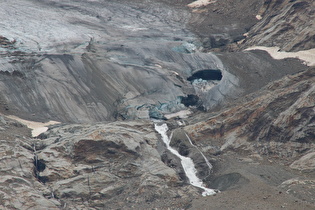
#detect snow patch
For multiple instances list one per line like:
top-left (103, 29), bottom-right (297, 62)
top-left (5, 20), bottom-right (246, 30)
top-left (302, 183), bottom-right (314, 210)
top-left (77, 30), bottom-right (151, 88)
top-left (6, 115), bottom-right (60, 137)
top-left (164, 110), bottom-right (192, 119)
top-left (188, 0), bottom-right (216, 8)
top-left (245, 46), bottom-right (315, 66)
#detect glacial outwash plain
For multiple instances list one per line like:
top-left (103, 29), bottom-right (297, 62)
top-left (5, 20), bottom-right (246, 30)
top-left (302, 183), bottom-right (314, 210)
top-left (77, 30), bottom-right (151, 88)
top-left (0, 0), bottom-right (314, 209)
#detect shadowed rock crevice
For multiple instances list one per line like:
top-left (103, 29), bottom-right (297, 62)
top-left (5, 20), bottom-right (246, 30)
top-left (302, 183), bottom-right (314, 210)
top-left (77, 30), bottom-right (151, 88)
top-left (160, 152), bottom-right (188, 183)
top-left (33, 157), bottom-right (49, 183)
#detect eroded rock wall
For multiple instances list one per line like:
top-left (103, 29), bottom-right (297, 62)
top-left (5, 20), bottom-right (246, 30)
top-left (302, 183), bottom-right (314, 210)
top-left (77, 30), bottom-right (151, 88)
top-left (186, 68), bottom-right (315, 165)
top-left (243, 0), bottom-right (315, 51)
top-left (0, 118), bottom-right (201, 209)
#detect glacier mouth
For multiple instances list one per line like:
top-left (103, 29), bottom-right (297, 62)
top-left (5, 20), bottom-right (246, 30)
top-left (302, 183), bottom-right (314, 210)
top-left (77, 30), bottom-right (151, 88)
top-left (0, 0), bottom-right (241, 122)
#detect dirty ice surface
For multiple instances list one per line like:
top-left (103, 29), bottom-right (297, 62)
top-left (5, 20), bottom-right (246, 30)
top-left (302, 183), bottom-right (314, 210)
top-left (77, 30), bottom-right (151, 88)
top-left (0, 0), bottom-right (192, 53)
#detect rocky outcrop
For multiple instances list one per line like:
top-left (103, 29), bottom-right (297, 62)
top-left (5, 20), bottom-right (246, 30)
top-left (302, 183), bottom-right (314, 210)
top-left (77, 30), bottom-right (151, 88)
top-left (290, 152), bottom-right (315, 172)
top-left (0, 119), bottom-right (201, 209)
top-left (186, 68), bottom-right (315, 166)
top-left (243, 0), bottom-right (315, 51)
top-left (188, 0), bottom-right (315, 52)
top-left (183, 68), bottom-right (315, 207)
top-left (35, 121), bottom-right (202, 209)
top-left (187, 0), bottom-right (262, 51)
top-left (0, 116), bottom-right (59, 209)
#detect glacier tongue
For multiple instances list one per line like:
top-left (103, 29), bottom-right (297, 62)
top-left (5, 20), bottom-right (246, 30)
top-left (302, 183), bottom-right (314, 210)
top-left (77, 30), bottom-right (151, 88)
top-left (154, 123), bottom-right (216, 196)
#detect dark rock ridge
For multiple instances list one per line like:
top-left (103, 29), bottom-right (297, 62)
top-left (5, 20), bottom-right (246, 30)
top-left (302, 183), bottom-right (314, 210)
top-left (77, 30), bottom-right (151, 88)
top-left (243, 0), bottom-right (315, 51)
top-left (0, 46), bottom-right (234, 122)
top-left (187, 0), bottom-right (263, 51)
top-left (187, 0), bottom-right (315, 52)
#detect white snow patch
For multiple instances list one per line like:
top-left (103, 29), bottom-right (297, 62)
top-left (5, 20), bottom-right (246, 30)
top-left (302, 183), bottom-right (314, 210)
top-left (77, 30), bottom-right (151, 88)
top-left (245, 46), bottom-right (315, 66)
top-left (188, 0), bottom-right (216, 8)
top-left (164, 110), bottom-right (192, 119)
top-left (155, 123), bottom-right (216, 196)
top-left (6, 115), bottom-right (60, 137)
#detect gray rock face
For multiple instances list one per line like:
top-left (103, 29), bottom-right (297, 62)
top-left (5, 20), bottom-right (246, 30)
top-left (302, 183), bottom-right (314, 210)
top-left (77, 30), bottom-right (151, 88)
top-left (186, 68), bottom-right (315, 164)
top-left (0, 119), bottom-right (199, 209)
top-left (0, 117), bottom-right (60, 209)
top-left (244, 0), bottom-right (315, 51)
top-left (36, 121), bottom-right (202, 209)
top-left (187, 0), bottom-right (263, 51)
top-left (290, 152), bottom-right (315, 172)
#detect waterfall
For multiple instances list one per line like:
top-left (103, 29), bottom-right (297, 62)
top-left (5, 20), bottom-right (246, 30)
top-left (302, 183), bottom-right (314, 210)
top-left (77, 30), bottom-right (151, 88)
top-left (155, 123), bottom-right (216, 196)
top-left (184, 133), bottom-right (213, 172)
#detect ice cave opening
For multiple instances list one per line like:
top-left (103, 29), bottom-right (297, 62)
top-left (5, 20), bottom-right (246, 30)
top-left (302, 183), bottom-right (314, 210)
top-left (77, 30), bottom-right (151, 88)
top-left (187, 69), bottom-right (222, 81)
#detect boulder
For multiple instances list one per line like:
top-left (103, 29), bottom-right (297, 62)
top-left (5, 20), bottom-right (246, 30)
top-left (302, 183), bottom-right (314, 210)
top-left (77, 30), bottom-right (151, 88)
top-left (290, 152), bottom-right (315, 172)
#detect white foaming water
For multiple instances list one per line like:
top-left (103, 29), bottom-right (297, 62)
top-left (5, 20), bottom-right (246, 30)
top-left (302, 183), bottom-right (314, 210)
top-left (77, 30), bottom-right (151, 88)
top-left (154, 123), bottom-right (216, 196)
top-left (185, 133), bottom-right (213, 172)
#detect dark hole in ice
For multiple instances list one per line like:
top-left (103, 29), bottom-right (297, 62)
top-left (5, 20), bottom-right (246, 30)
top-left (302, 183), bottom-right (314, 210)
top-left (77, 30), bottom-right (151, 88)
top-left (180, 94), bottom-right (199, 107)
top-left (187, 69), bottom-right (222, 81)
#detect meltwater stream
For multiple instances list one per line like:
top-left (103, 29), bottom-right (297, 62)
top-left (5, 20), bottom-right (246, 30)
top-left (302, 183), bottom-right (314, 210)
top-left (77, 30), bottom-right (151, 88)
top-left (184, 133), bottom-right (213, 172)
top-left (155, 123), bottom-right (216, 196)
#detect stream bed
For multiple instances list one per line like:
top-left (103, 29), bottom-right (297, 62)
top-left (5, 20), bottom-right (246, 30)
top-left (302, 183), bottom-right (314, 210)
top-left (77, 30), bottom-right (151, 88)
top-left (155, 123), bottom-right (216, 196)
